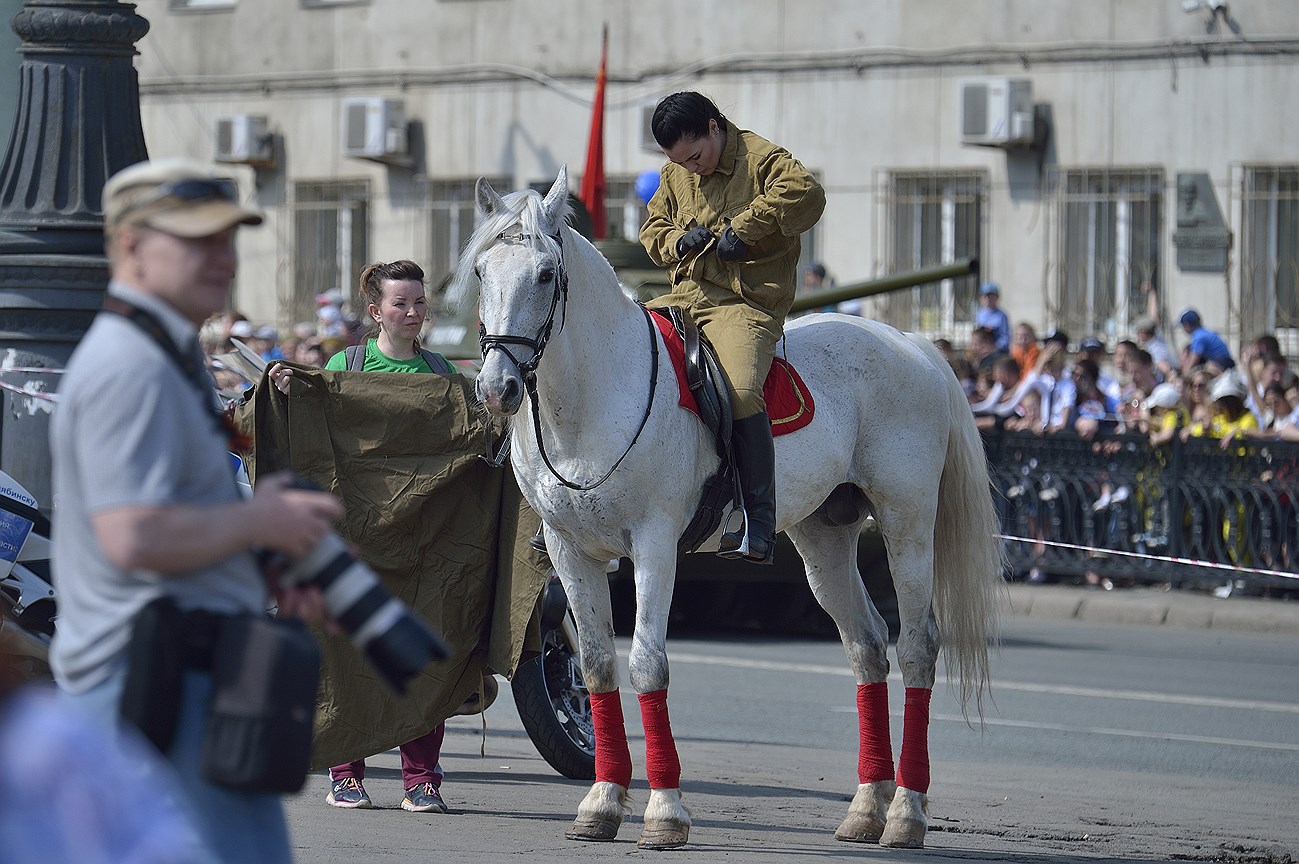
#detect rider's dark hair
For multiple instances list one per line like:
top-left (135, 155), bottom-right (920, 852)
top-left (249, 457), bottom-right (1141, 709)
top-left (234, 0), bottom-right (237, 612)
top-left (651, 91), bottom-right (726, 150)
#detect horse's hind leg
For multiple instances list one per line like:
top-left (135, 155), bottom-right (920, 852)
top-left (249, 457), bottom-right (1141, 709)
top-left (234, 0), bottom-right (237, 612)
top-left (785, 517), bottom-right (896, 844)
top-left (553, 553), bottom-right (631, 843)
top-left (627, 542), bottom-right (691, 850)
top-left (872, 509), bottom-right (940, 849)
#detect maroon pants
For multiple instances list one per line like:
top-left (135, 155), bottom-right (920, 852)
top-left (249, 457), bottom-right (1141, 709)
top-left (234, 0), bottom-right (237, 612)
top-left (328, 722), bottom-right (445, 789)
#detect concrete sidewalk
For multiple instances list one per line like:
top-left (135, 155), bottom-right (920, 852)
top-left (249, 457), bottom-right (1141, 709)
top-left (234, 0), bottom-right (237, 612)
top-left (1002, 582), bottom-right (1299, 635)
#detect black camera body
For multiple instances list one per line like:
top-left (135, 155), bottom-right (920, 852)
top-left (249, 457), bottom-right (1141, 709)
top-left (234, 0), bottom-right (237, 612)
top-left (266, 479), bottom-right (450, 694)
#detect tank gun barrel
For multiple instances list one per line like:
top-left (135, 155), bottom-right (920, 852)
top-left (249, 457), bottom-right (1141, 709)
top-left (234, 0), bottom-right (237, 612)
top-left (788, 258), bottom-right (979, 315)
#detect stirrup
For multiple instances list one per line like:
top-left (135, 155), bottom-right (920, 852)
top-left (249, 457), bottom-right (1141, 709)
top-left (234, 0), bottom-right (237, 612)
top-left (717, 529), bottom-right (774, 564)
top-left (528, 526), bottom-right (548, 555)
top-left (717, 529), bottom-right (745, 559)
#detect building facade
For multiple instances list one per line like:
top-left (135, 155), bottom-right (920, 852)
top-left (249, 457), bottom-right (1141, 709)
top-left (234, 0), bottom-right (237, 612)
top-left (134, 0), bottom-right (1299, 357)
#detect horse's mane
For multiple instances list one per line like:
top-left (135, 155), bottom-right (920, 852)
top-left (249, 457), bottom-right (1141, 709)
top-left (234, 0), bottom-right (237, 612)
top-left (447, 185), bottom-right (571, 312)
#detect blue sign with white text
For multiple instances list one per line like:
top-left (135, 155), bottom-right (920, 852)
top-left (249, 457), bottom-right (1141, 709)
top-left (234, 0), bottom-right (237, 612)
top-left (0, 508), bottom-right (34, 563)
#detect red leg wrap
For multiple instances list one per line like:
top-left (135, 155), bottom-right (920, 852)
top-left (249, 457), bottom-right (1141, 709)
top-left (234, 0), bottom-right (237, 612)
top-left (895, 687), bottom-right (932, 793)
top-left (857, 682), bottom-right (894, 784)
top-left (591, 689), bottom-right (633, 788)
top-left (637, 689), bottom-right (681, 790)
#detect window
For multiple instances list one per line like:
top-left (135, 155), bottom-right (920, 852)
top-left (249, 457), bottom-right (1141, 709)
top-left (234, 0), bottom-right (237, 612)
top-left (604, 175), bottom-right (649, 243)
top-left (878, 170), bottom-right (985, 337)
top-left (291, 180), bottom-right (369, 325)
top-left (419, 177), bottom-right (509, 295)
top-left (1050, 168), bottom-right (1162, 342)
top-left (1239, 166), bottom-right (1299, 350)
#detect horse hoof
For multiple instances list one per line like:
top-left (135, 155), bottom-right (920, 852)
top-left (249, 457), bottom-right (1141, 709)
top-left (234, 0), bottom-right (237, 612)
top-left (881, 786), bottom-right (928, 847)
top-left (834, 811), bottom-right (886, 843)
top-left (879, 818), bottom-right (926, 848)
top-left (637, 821), bottom-right (689, 849)
top-left (565, 814), bottom-right (621, 842)
top-left (835, 780), bottom-right (894, 843)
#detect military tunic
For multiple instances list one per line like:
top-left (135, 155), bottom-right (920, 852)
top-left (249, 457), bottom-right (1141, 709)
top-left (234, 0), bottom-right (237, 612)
top-left (641, 119), bottom-right (825, 418)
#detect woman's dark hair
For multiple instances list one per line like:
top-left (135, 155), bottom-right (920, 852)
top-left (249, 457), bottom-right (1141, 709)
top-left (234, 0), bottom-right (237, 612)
top-left (650, 91), bottom-right (726, 150)
top-left (1265, 382), bottom-right (1290, 401)
top-left (1073, 358), bottom-right (1100, 387)
top-left (1252, 333), bottom-right (1282, 361)
top-left (357, 259), bottom-right (426, 337)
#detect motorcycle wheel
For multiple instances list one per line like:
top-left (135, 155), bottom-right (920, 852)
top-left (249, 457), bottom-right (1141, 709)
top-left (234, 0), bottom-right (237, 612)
top-left (511, 618), bottom-right (595, 780)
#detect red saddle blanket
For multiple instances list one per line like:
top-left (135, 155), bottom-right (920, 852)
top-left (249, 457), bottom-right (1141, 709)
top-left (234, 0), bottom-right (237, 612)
top-left (648, 309), bottom-right (815, 436)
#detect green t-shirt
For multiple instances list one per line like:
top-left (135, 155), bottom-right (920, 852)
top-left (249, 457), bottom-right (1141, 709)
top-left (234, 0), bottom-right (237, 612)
top-left (325, 339), bottom-right (442, 374)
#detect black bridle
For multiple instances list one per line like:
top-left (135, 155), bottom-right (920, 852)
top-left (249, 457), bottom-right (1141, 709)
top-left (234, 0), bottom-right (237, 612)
top-left (477, 231), bottom-right (570, 380)
top-left (477, 230), bottom-right (659, 491)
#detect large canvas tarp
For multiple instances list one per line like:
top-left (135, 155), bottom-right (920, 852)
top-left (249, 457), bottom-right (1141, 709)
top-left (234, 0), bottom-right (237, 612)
top-left (237, 367), bottom-right (548, 769)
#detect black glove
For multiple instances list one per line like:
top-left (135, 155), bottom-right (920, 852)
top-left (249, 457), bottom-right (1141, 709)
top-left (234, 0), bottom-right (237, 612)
top-left (675, 226), bottom-right (713, 259)
top-left (716, 226), bottom-right (749, 263)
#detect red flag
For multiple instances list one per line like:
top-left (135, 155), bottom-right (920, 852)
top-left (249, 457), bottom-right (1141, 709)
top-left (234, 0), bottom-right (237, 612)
top-left (579, 24), bottom-right (608, 240)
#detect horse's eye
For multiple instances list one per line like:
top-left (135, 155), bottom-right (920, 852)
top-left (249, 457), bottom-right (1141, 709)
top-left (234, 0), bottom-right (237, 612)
top-left (539, 267), bottom-right (555, 285)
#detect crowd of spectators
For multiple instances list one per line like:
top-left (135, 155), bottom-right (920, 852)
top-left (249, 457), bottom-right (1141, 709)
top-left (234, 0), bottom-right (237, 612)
top-left (200, 291), bottom-right (377, 393)
top-left (955, 284), bottom-right (1298, 447)
top-left (949, 281), bottom-right (1299, 592)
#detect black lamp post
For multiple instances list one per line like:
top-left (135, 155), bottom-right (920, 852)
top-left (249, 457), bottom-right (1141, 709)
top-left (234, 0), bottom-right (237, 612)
top-left (0, 0), bottom-right (149, 508)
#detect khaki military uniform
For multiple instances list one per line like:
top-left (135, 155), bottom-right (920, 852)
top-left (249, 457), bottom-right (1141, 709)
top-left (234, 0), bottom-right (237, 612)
top-left (641, 120), bottom-right (825, 418)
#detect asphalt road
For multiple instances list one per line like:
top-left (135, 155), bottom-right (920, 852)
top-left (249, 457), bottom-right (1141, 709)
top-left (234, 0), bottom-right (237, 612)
top-left (284, 609), bottom-right (1299, 863)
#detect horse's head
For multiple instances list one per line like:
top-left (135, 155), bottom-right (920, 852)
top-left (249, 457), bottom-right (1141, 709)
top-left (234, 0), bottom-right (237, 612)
top-left (456, 167), bottom-right (571, 416)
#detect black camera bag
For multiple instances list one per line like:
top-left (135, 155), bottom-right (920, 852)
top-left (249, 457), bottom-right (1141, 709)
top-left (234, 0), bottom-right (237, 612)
top-left (201, 614), bottom-right (321, 793)
top-left (119, 595), bottom-right (189, 752)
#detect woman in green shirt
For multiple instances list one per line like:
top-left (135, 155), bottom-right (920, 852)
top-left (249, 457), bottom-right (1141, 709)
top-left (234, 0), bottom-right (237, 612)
top-left (269, 259), bottom-right (452, 814)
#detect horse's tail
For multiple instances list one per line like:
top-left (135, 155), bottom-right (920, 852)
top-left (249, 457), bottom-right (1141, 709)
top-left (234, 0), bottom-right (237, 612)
top-left (926, 340), bottom-right (1005, 721)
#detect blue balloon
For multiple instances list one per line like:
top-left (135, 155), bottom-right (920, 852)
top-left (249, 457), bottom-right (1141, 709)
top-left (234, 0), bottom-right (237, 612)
top-left (635, 169), bottom-right (660, 205)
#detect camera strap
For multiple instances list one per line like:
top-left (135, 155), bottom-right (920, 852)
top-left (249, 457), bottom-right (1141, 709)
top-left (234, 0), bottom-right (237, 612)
top-left (100, 295), bottom-right (247, 449)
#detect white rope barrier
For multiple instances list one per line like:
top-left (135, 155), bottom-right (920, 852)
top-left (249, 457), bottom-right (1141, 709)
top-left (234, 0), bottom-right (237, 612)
top-left (0, 381), bottom-right (58, 402)
top-left (998, 532), bottom-right (1299, 581)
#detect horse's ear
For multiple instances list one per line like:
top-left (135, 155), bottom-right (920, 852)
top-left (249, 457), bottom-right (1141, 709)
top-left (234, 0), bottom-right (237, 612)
top-left (541, 165), bottom-right (570, 228)
top-left (476, 176), bottom-right (505, 217)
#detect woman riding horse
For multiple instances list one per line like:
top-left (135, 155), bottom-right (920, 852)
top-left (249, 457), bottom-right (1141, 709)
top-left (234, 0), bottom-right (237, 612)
top-left (640, 91), bottom-right (825, 564)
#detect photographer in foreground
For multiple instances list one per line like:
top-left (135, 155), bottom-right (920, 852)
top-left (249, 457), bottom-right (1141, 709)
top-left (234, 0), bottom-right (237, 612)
top-left (50, 158), bottom-right (343, 863)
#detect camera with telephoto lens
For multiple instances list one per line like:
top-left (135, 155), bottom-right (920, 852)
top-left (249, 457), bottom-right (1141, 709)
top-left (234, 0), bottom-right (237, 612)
top-left (263, 477), bottom-right (450, 694)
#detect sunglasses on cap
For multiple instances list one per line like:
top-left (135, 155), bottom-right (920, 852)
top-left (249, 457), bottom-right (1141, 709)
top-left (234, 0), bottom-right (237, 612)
top-left (118, 177), bottom-right (239, 219)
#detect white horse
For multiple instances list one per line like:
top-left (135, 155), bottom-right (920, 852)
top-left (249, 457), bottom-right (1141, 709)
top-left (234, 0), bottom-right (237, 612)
top-left (455, 166), bottom-right (1002, 850)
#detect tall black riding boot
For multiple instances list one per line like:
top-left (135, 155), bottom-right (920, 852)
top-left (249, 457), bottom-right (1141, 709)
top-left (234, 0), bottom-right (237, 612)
top-left (717, 412), bottom-right (777, 564)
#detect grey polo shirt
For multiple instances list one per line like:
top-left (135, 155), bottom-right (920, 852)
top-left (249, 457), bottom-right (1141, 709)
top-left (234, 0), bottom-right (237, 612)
top-left (49, 282), bottom-right (265, 694)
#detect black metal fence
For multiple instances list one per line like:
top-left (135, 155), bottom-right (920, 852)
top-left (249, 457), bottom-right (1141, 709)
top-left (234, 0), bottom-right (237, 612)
top-left (982, 428), bottom-right (1299, 593)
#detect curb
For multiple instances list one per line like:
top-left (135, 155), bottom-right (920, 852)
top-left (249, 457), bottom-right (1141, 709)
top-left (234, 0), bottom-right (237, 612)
top-left (1002, 584), bottom-right (1299, 636)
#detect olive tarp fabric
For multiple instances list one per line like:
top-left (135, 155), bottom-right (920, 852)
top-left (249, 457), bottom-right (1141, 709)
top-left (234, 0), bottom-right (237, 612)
top-left (236, 365), bottom-right (549, 770)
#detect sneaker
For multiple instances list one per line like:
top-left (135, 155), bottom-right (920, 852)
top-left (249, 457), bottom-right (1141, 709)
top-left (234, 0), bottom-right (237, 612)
top-left (326, 777), bottom-right (372, 809)
top-left (402, 783), bottom-right (447, 813)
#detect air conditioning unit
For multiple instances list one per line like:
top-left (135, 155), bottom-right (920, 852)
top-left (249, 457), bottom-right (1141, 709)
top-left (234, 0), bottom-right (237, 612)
top-left (342, 97), bottom-right (408, 163)
top-left (214, 114), bottom-right (274, 167)
top-left (958, 78), bottom-right (1035, 147)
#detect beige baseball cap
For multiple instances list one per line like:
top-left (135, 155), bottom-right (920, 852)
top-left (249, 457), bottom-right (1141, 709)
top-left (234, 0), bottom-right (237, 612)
top-left (103, 157), bottom-right (263, 238)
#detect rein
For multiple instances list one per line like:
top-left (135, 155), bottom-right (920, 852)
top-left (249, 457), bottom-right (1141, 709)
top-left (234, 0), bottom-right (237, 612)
top-left (477, 230), bottom-right (660, 491)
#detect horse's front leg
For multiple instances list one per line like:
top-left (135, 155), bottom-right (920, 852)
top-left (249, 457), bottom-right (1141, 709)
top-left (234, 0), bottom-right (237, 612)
top-left (551, 548), bottom-right (631, 843)
top-left (627, 541), bottom-right (691, 850)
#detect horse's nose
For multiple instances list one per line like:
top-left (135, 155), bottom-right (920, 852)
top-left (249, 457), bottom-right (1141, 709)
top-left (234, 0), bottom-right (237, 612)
top-left (478, 374), bottom-right (524, 415)
top-left (499, 376), bottom-right (522, 413)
